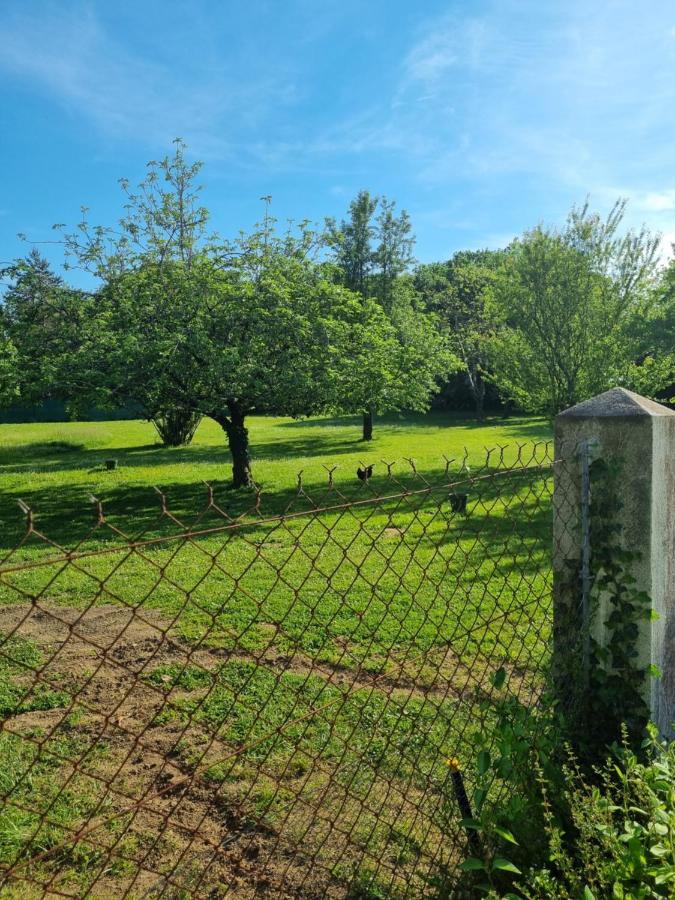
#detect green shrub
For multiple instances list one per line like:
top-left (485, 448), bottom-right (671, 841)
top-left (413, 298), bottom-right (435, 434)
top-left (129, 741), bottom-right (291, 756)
top-left (456, 695), bottom-right (675, 898)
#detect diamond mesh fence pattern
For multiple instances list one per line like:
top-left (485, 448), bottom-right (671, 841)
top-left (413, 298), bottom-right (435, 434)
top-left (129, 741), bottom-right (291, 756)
top-left (0, 443), bottom-right (564, 898)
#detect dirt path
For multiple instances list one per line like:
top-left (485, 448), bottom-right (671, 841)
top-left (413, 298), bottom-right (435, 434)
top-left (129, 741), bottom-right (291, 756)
top-left (0, 603), bottom-right (352, 898)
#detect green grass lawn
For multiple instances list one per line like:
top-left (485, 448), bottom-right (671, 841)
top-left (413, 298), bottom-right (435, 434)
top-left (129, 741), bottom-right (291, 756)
top-left (0, 411), bottom-right (553, 897)
top-left (0, 410), bottom-right (550, 539)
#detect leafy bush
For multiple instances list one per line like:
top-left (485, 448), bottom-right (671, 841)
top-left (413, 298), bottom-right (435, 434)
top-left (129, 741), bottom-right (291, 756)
top-left (514, 730), bottom-right (675, 898)
top-left (456, 688), bottom-right (675, 898)
top-left (151, 407), bottom-right (202, 446)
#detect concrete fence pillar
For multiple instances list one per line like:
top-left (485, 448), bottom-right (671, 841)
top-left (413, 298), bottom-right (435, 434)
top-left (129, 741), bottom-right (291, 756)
top-left (553, 387), bottom-right (675, 740)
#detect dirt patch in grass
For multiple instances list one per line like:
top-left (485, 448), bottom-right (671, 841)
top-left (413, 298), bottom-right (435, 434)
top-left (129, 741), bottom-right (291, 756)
top-left (0, 604), bottom-right (452, 897)
top-left (0, 605), bottom-right (334, 896)
top-left (0, 602), bottom-right (497, 717)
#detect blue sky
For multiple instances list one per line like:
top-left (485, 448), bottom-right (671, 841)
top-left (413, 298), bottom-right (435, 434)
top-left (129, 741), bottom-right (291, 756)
top-left (1, 0), bottom-right (675, 283)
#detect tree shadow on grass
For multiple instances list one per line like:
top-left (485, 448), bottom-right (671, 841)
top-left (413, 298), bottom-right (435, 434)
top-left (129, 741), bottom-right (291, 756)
top-left (0, 412), bottom-right (551, 480)
top-left (0, 460), bottom-right (555, 578)
top-left (280, 411), bottom-right (474, 430)
top-left (278, 410), bottom-right (550, 436)
top-left (0, 471), bottom-right (417, 549)
top-left (0, 434), bottom-right (370, 476)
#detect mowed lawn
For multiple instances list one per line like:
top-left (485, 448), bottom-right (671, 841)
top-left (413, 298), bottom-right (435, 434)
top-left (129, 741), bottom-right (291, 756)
top-left (0, 412), bottom-right (554, 897)
top-left (0, 410), bottom-right (550, 534)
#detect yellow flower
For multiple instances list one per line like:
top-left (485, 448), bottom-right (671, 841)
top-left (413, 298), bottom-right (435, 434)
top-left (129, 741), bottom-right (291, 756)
top-left (445, 757), bottom-right (461, 772)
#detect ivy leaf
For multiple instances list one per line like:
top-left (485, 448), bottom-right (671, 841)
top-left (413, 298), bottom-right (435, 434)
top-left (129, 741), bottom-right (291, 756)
top-left (459, 857), bottom-right (486, 872)
top-left (473, 787), bottom-right (487, 812)
top-left (492, 857), bottom-right (521, 874)
top-left (583, 887), bottom-right (596, 900)
top-left (494, 825), bottom-right (518, 845)
top-left (477, 750), bottom-right (491, 775)
top-left (491, 666), bottom-right (506, 689)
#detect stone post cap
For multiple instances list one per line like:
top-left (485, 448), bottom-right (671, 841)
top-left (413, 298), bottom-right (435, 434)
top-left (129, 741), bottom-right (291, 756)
top-left (556, 387), bottom-right (675, 420)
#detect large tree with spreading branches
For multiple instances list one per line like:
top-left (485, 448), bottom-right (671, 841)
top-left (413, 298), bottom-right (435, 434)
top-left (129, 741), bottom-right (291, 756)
top-left (55, 142), bottom-right (401, 485)
top-left (487, 200), bottom-right (665, 414)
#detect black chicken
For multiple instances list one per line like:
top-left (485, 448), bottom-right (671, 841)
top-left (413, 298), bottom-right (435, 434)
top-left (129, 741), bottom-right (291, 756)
top-left (449, 492), bottom-right (468, 513)
top-left (357, 465), bottom-right (374, 481)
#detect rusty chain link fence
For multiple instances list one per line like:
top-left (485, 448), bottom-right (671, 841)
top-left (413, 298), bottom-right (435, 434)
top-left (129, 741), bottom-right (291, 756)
top-left (0, 442), bottom-right (569, 898)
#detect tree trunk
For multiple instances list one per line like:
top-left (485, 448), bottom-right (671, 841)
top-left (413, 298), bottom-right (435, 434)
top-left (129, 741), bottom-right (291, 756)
top-left (474, 373), bottom-right (486, 423)
top-left (215, 403), bottom-right (253, 488)
top-left (476, 384), bottom-right (485, 422)
top-left (501, 399), bottom-right (514, 419)
top-left (362, 408), bottom-right (374, 441)
top-left (467, 362), bottom-right (486, 423)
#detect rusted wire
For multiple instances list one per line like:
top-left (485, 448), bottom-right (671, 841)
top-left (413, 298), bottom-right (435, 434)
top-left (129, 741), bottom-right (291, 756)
top-left (0, 443), bottom-right (573, 898)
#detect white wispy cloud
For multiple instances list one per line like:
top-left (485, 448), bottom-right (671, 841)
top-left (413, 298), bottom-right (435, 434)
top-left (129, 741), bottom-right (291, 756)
top-left (317, 0), bottom-right (675, 224)
top-left (637, 191), bottom-right (675, 212)
top-left (250, 5), bottom-right (588, 181)
top-left (0, 3), bottom-right (298, 156)
top-left (401, 15), bottom-right (489, 88)
top-left (3, 0), bottom-right (675, 260)
top-left (403, 27), bottom-right (460, 85)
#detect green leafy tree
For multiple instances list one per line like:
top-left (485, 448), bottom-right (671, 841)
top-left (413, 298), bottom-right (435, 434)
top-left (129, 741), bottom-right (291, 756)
top-left (327, 191), bottom-right (451, 439)
top-left (650, 252), bottom-right (675, 355)
top-left (58, 144), bottom-right (399, 485)
top-left (372, 198), bottom-right (415, 310)
top-left (623, 254), bottom-right (675, 401)
top-left (487, 200), bottom-right (663, 414)
top-left (56, 139), bottom-right (210, 445)
top-left (415, 250), bottom-right (505, 420)
top-left (335, 279), bottom-right (455, 440)
top-left (91, 234), bottom-right (395, 486)
top-left (0, 249), bottom-right (87, 410)
top-left (325, 190), bottom-right (378, 298)
top-left (326, 190), bottom-right (416, 309)
top-left (0, 328), bottom-right (18, 407)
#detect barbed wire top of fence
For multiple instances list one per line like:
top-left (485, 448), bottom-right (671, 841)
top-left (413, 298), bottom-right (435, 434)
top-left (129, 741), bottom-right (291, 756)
top-left (1, 441), bottom-right (555, 568)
